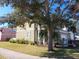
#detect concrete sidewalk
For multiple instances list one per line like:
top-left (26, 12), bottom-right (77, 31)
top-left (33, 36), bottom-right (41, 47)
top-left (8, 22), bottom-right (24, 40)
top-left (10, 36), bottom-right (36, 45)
top-left (0, 48), bottom-right (53, 59)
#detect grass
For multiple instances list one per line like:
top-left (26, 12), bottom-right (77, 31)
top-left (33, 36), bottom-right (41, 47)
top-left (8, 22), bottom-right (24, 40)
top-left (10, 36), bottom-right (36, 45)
top-left (0, 55), bottom-right (6, 59)
top-left (47, 48), bottom-right (79, 59)
top-left (0, 42), bottom-right (79, 59)
top-left (0, 42), bottom-right (47, 56)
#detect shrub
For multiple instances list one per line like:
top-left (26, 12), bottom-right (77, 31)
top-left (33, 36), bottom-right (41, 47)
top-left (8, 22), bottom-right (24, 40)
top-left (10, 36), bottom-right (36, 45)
top-left (28, 41), bottom-right (35, 45)
top-left (16, 39), bottom-right (28, 44)
top-left (9, 38), bottom-right (16, 43)
top-left (24, 40), bottom-right (29, 44)
top-left (6, 38), bottom-right (10, 41)
top-left (9, 38), bottom-right (35, 45)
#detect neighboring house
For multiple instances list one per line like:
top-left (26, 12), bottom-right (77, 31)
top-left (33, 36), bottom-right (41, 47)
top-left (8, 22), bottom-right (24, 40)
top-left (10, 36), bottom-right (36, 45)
top-left (76, 20), bottom-right (79, 35)
top-left (75, 20), bottom-right (79, 40)
top-left (16, 23), bottom-right (40, 43)
top-left (0, 28), bottom-right (16, 41)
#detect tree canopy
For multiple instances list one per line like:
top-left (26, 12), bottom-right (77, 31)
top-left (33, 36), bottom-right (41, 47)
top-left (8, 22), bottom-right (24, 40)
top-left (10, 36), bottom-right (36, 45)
top-left (0, 0), bottom-right (79, 51)
top-left (0, 0), bottom-right (78, 26)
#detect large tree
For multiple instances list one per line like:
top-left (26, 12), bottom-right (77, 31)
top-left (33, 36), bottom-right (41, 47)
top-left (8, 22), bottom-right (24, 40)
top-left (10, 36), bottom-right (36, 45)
top-left (0, 0), bottom-right (79, 51)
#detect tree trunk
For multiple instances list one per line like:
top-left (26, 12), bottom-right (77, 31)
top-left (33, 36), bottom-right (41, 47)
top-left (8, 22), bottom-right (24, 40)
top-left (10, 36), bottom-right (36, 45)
top-left (48, 25), bottom-right (53, 51)
top-left (34, 24), bottom-right (38, 44)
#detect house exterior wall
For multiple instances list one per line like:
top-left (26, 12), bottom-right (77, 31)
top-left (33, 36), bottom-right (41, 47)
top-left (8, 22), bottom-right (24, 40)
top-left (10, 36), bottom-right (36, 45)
top-left (16, 23), bottom-right (35, 42)
top-left (0, 28), bottom-right (16, 41)
top-left (16, 27), bottom-right (26, 39)
top-left (0, 32), bottom-right (2, 40)
top-left (76, 20), bottom-right (79, 35)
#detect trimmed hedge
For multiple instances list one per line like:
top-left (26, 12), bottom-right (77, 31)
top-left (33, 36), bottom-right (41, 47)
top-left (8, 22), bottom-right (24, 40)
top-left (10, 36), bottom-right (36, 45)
top-left (9, 38), bottom-right (38, 45)
top-left (16, 39), bottom-right (28, 44)
top-left (9, 38), bottom-right (30, 44)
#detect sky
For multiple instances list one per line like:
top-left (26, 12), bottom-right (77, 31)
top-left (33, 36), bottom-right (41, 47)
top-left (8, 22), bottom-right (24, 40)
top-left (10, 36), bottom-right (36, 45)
top-left (50, 0), bottom-right (76, 14)
top-left (0, 5), bottom-right (14, 27)
top-left (0, 5), bottom-right (14, 17)
top-left (0, 23), bottom-right (8, 27)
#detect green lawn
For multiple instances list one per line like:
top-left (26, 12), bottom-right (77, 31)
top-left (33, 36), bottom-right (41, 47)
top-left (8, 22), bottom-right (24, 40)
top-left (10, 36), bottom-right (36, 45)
top-left (0, 42), bottom-right (79, 59)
